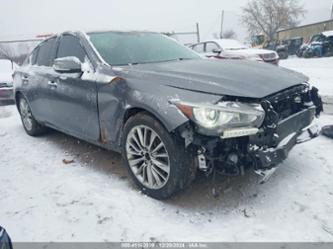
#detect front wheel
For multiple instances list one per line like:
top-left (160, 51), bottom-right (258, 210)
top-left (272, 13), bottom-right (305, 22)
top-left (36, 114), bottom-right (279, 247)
top-left (18, 96), bottom-right (47, 136)
top-left (122, 112), bottom-right (196, 199)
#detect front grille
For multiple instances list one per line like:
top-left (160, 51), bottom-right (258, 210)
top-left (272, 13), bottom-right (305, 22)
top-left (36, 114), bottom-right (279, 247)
top-left (265, 84), bottom-right (310, 120)
top-left (260, 53), bottom-right (277, 61)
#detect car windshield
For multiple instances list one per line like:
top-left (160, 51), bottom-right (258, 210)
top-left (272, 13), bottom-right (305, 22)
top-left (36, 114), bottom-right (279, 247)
top-left (88, 31), bottom-right (201, 66)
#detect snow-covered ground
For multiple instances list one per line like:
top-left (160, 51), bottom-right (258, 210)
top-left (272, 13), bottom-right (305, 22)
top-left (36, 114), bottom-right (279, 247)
top-left (280, 57), bottom-right (333, 97)
top-left (1, 57), bottom-right (333, 242)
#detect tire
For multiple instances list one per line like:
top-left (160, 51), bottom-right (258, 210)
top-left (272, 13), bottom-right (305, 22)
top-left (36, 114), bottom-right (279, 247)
top-left (278, 51), bottom-right (288, 60)
top-left (18, 95), bottom-right (47, 136)
top-left (304, 50), bottom-right (313, 58)
top-left (122, 112), bottom-right (196, 199)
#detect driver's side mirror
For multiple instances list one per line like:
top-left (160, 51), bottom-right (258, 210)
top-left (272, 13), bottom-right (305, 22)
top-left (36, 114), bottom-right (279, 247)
top-left (212, 48), bottom-right (222, 54)
top-left (53, 56), bottom-right (82, 73)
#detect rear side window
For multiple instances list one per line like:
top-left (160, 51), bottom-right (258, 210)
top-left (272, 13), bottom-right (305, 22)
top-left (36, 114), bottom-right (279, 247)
top-left (192, 44), bottom-right (204, 53)
top-left (36, 38), bottom-right (56, 66)
top-left (56, 35), bottom-right (86, 62)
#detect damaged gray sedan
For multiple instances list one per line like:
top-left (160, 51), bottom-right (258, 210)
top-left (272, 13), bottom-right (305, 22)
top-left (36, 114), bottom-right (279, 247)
top-left (14, 31), bottom-right (323, 199)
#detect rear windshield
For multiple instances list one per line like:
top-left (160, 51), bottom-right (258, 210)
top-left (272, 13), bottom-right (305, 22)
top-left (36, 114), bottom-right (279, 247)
top-left (88, 31), bottom-right (200, 66)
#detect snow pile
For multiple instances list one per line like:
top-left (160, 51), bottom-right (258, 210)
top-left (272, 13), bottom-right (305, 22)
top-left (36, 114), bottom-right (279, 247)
top-left (1, 105), bottom-right (333, 242)
top-left (280, 57), bottom-right (333, 97)
top-left (1, 56), bottom-right (333, 242)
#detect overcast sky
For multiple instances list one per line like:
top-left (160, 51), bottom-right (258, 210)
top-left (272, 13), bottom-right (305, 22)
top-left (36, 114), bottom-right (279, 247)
top-left (1, 0), bottom-right (332, 42)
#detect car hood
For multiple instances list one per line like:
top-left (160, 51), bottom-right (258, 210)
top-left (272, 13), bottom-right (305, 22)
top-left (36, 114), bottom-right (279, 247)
top-left (116, 59), bottom-right (308, 99)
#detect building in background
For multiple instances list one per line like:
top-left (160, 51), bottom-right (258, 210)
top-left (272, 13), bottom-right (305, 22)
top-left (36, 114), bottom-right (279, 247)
top-left (277, 19), bottom-right (333, 43)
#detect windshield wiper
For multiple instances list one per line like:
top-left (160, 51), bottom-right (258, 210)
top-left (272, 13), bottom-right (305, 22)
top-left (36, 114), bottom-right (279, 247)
top-left (125, 58), bottom-right (194, 66)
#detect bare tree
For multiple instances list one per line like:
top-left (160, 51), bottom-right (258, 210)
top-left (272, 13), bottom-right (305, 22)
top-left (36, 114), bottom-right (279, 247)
top-left (0, 44), bottom-right (16, 62)
top-left (0, 41), bottom-right (38, 65)
top-left (223, 30), bottom-right (237, 39)
top-left (241, 0), bottom-right (305, 41)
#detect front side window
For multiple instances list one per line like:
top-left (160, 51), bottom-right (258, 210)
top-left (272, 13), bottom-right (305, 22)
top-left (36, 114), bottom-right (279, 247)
top-left (56, 35), bottom-right (87, 62)
top-left (36, 38), bottom-right (56, 66)
top-left (88, 31), bottom-right (201, 66)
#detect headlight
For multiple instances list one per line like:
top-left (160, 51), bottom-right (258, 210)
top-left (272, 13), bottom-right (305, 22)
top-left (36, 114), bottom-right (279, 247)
top-left (174, 101), bottom-right (265, 137)
top-left (192, 107), bottom-right (234, 129)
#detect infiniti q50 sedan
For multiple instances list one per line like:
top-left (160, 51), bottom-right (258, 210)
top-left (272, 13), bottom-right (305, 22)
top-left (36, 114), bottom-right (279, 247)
top-left (14, 31), bottom-right (323, 199)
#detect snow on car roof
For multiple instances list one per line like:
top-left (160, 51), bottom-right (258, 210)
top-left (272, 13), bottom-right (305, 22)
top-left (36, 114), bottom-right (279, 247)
top-left (322, 30), bottom-right (333, 37)
top-left (211, 39), bottom-right (247, 50)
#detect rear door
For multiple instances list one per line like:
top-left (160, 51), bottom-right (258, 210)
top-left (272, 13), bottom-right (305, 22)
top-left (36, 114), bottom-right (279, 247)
top-left (48, 34), bottom-right (100, 141)
top-left (21, 38), bottom-right (57, 123)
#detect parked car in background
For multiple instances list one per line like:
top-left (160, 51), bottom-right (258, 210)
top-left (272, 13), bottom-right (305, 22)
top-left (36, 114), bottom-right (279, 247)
top-left (251, 34), bottom-right (288, 60)
top-left (283, 37), bottom-right (303, 56)
top-left (0, 59), bottom-right (16, 102)
top-left (297, 31), bottom-right (333, 58)
top-left (14, 31), bottom-right (322, 199)
top-left (296, 43), bottom-right (309, 57)
top-left (263, 40), bottom-right (289, 60)
top-left (190, 39), bottom-right (279, 64)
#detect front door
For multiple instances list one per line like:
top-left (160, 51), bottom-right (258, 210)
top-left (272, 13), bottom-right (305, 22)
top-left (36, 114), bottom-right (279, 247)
top-left (48, 34), bottom-right (100, 141)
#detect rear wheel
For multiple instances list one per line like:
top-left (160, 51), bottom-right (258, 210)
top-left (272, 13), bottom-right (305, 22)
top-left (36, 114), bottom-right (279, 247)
top-left (122, 112), bottom-right (196, 199)
top-left (18, 96), bottom-right (47, 136)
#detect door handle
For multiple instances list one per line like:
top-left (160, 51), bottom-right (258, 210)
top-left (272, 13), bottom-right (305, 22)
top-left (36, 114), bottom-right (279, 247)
top-left (48, 81), bottom-right (58, 87)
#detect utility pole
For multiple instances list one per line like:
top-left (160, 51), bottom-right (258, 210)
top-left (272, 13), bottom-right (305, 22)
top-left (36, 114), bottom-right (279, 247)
top-left (220, 10), bottom-right (224, 39)
top-left (196, 22), bottom-right (200, 42)
top-left (331, 2), bottom-right (333, 19)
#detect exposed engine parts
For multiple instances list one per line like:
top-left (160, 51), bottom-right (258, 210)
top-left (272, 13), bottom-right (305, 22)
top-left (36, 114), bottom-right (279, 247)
top-left (179, 85), bottom-right (323, 178)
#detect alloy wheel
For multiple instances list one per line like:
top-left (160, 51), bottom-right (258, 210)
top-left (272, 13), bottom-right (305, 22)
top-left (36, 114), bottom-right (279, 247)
top-left (19, 98), bottom-right (33, 131)
top-left (126, 125), bottom-right (170, 189)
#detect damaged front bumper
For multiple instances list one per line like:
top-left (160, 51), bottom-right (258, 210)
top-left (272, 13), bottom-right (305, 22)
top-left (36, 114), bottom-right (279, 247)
top-left (180, 85), bottom-right (323, 177)
top-left (188, 104), bottom-right (321, 177)
top-left (249, 106), bottom-right (320, 170)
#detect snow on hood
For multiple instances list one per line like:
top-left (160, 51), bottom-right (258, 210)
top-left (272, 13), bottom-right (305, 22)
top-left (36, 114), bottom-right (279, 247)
top-left (212, 39), bottom-right (278, 59)
top-left (223, 48), bottom-right (277, 56)
top-left (214, 39), bottom-right (248, 50)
